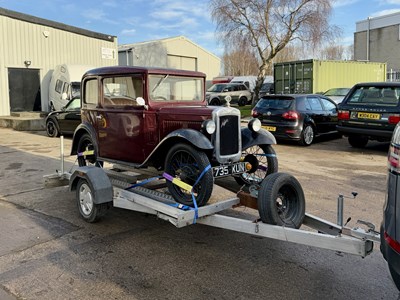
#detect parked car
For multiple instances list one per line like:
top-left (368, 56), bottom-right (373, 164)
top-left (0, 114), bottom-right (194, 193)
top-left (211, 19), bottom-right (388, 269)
top-left (337, 82), bottom-right (400, 148)
top-left (71, 66), bottom-right (278, 208)
top-left (381, 122), bottom-right (400, 291)
top-left (259, 82), bottom-right (274, 98)
top-left (251, 94), bottom-right (338, 146)
top-left (45, 97), bottom-right (81, 137)
top-left (323, 87), bottom-right (350, 104)
top-left (206, 83), bottom-right (252, 106)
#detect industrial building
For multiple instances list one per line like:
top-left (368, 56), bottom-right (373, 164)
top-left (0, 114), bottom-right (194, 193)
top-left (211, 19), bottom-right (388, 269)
top-left (0, 7), bottom-right (118, 116)
top-left (354, 11), bottom-right (400, 80)
top-left (118, 36), bottom-right (221, 82)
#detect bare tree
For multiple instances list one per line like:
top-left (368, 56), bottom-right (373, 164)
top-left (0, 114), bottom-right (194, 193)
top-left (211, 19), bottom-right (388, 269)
top-left (222, 37), bottom-right (260, 75)
top-left (319, 45), bottom-right (345, 60)
top-left (210, 0), bottom-right (338, 103)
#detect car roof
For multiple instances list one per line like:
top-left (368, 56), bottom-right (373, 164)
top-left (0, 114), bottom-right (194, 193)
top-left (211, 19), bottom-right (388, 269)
top-left (83, 66), bottom-right (206, 78)
top-left (353, 82), bottom-right (400, 87)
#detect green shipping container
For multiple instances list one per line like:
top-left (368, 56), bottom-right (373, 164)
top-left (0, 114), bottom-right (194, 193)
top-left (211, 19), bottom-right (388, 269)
top-left (274, 59), bottom-right (387, 94)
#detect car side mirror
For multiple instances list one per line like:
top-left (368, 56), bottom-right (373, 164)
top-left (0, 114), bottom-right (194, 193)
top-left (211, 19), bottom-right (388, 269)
top-left (61, 92), bottom-right (68, 100)
top-left (136, 97), bottom-right (148, 110)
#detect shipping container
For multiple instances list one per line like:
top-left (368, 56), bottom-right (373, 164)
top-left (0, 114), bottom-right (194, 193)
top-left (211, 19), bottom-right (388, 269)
top-left (274, 59), bottom-right (387, 94)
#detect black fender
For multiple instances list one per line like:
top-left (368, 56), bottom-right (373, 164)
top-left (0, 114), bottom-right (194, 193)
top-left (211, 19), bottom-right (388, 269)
top-left (70, 122), bottom-right (99, 156)
top-left (45, 115), bottom-right (60, 131)
top-left (241, 127), bottom-right (277, 149)
top-left (302, 116), bottom-right (317, 133)
top-left (69, 166), bottom-right (113, 204)
top-left (142, 128), bottom-right (213, 168)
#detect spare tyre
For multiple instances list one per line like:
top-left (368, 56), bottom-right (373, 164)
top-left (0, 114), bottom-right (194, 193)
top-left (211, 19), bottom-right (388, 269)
top-left (257, 172), bottom-right (305, 229)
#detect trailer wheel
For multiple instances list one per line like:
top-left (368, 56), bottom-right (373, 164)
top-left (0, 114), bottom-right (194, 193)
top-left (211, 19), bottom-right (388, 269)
top-left (165, 143), bottom-right (213, 207)
top-left (234, 144), bottom-right (278, 186)
top-left (258, 172), bottom-right (305, 229)
top-left (76, 178), bottom-right (109, 223)
top-left (77, 133), bottom-right (102, 167)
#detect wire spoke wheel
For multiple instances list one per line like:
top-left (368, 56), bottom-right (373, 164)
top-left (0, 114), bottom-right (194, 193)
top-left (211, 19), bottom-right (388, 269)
top-left (234, 144), bottom-right (278, 186)
top-left (77, 133), bottom-right (102, 167)
top-left (165, 144), bottom-right (213, 207)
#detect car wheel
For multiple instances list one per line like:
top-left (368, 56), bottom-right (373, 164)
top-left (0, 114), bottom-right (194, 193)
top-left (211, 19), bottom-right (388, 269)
top-left (165, 143), bottom-right (213, 207)
top-left (238, 96), bottom-right (247, 106)
top-left (348, 135), bottom-right (368, 148)
top-left (46, 119), bottom-right (59, 138)
top-left (258, 172), bottom-right (305, 229)
top-left (389, 264), bottom-right (400, 291)
top-left (77, 133), bottom-right (102, 167)
top-left (210, 98), bottom-right (220, 106)
top-left (299, 124), bottom-right (314, 146)
top-left (234, 144), bottom-right (278, 186)
top-left (76, 178), bottom-right (109, 223)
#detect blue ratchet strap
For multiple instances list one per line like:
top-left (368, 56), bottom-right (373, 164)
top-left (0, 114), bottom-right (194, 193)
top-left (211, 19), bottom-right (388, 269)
top-left (190, 164), bottom-right (211, 224)
top-left (169, 203), bottom-right (192, 211)
top-left (125, 176), bottom-right (162, 190)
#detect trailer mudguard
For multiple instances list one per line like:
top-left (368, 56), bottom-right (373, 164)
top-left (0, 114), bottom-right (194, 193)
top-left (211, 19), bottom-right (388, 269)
top-left (69, 166), bottom-right (113, 204)
top-left (241, 127), bottom-right (277, 149)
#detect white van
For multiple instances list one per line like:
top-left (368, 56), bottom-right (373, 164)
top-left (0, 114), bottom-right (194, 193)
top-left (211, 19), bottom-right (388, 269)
top-left (48, 64), bottom-right (94, 111)
top-left (230, 76), bottom-right (257, 93)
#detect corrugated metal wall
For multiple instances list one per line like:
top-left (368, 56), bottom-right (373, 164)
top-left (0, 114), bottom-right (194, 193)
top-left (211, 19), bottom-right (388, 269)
top-left (0, 14), bottom-right (118, 115)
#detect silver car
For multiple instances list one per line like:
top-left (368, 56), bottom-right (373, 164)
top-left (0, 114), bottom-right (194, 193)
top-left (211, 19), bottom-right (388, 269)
top-left (206, 83), bottom-right (252, 106)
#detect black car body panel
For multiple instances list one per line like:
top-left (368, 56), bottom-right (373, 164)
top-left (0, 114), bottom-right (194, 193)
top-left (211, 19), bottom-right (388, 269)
top-left (45, 97), bottom-right (81, 137)
top-left (252, 94), bottom-right (338, 142)
top-left (381, 123), bottom-right (400, 290)
top-left (337, 82), bottom-right (400, 143)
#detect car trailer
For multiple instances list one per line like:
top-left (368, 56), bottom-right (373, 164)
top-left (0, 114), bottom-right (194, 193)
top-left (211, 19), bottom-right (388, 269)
top-left (44, 137), bottom-right (380, 258)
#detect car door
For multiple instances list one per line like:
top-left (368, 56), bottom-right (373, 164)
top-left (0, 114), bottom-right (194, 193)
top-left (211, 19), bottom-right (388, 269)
top-left (305, 96), bottom-right (325, 133)
top-left (320, 97), bottom-right (338, 132)
top-left (57, 98), bottom-right (81, 134)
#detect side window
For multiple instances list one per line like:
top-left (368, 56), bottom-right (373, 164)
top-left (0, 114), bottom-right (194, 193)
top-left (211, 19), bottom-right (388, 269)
top-left (103, 76), bottom-right (143, 107)
top-left (55, 79), bottom-right (63, 93)
top-left (296, 98), bottom-right (307, 111)
top-left (62, 82), bottom-right (69, 95)
top-left (307, 97), bottom-right (323, 110)
top-left (84, 79), bottom-right (98, 105)
top-left (321, 98), bottom-right (336, 112)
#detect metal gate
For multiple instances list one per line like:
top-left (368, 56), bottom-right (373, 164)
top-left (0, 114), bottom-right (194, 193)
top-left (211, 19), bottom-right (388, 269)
top-left (8, 68), bottom-right (41, 112)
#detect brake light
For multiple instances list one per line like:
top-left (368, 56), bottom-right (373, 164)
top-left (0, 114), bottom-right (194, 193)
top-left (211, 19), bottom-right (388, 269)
top-left (389, 114), bottom-right (400, 124)
top-left (384, 231), bottom-right (400, 254)
top-left (338, 110), bottom-right (350, 120)
top-left (251, 109), bottom-right (259, 117)
top-left (282, 111), bottom-right (298, 120)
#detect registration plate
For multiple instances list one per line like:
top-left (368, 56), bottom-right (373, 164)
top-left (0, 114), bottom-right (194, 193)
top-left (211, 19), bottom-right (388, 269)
top-left (357, 112), bottom-right (380, 120)
top-left (262, 125), bottom-right (276, 132)
top-left (213, 162), bottom-right (246, 178)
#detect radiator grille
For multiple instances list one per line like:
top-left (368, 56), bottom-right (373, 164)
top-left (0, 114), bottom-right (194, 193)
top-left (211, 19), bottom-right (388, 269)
top-left (219, 115), bottom-right (239, 155)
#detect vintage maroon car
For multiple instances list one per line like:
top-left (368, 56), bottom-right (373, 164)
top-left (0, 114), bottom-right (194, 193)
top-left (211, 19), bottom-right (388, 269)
top-left (71, 66), bottom-right (278, 207)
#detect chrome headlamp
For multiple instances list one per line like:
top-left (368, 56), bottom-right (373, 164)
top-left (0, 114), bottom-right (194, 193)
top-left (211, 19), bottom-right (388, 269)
top-left (202, 119), bottom-right (216, 134)
top-left (248, 118), bottom-right (261, 132)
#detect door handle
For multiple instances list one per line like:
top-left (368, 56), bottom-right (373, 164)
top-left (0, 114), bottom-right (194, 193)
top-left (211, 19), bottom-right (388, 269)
top-left (96, 115), bottom-right (102, 120)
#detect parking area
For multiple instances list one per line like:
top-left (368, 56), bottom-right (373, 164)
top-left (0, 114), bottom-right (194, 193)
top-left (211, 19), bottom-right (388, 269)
top-left (0, 128), bottom-right (398, 299)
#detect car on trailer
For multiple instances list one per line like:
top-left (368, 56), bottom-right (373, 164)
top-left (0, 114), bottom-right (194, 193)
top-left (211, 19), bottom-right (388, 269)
top-left (70, 66), bottom-right (278, 209)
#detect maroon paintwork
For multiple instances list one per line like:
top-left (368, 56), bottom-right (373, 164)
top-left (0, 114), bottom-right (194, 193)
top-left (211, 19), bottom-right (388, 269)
top-left (79, 66), bottom-right (216, 164)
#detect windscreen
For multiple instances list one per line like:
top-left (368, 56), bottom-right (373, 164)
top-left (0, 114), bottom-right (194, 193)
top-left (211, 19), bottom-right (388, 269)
top-left (149, 75), bottom-right (203, 101)
top-left (255, 98), bottom-right (294, 110)
top-left (207, 84), bottom-right (226, 93)
top-left (346, 86), bottom-right (400, 106)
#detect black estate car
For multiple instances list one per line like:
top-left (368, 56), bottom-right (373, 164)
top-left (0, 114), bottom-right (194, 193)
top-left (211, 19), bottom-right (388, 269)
top-left (337, 82), bottom-right (400, 148)
top-left (46, 97), bottom-right (81, 137)
top-left (252, 94), bottom-right (338, 146)
top-left (381, 122), bottom-right (400, 291)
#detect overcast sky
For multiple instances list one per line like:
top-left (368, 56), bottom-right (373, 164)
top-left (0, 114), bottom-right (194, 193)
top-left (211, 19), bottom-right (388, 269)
top-left (0, 0), bottom-right (400, 56)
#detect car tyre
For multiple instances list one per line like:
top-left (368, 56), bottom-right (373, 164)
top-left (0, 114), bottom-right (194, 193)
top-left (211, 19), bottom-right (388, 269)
top-left (299, 124), bottom-right (314, 146)
top-left (77, 133), bottom-right (102, 167)
top-left (46, 119), bottom-right (59, 138)
top-left (258, 172), bottom-right (305, 229)
top-left (234, 144), bottom-right (278, 186)
top-left (165, 143), bottom-right (213, 207)
top-left (210, 98), bottom-right (220, 106)
top-left (76, 178), bottom-right (109, 223)
top-left (238, 96), bottom-right (247, 106)
top-left (389, 264), bottom-right (400, 291)
top-left (348, 135), bottom-right (368, 148)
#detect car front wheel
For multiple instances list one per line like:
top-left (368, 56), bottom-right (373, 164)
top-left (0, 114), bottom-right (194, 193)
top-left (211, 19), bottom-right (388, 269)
top-left (238, 96), bottom-right (247, 106)
top-left (77, 133), bottom-right (102, 167)
top-left (46, 119), bottom-right (59, 137)
top-left (209, 98), bottom-right (220, 106)
top-left (234, 144), bottom-right (278, 186)
top-left (165, 143), bottom-right (213, 207)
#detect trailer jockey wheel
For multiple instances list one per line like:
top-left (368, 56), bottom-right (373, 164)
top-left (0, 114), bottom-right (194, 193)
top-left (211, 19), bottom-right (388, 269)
top-left (257, 172), bottom-right (305, 229)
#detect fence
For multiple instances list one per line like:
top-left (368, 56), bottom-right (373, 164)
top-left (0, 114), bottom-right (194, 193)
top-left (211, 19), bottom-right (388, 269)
top-left (387, 69), bottom-right (400, 82)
